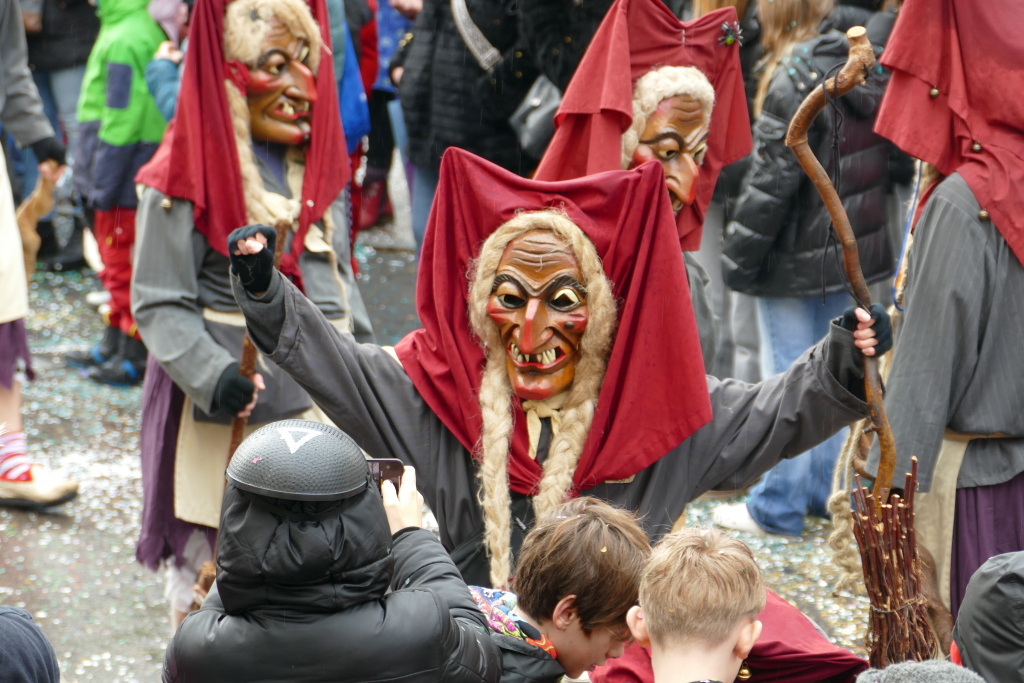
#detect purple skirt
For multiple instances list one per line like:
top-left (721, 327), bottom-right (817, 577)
top-left (135, 356), bottom-right (216, 571)
top-left (950, 468), bottom-right (1024, 618)
top-left (0, 318), bottom-right (35, 390)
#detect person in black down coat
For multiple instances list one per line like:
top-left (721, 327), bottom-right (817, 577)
top-left (162, 420), bottom-right (502, 683)
top-left (715, 0), bottom-right (893, 537)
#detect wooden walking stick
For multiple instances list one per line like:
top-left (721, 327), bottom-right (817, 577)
top-left (785, 26), bottom-right (935, 666)
top-left (191, 220), bottom-right (292, 613)
top-left (228, 219), bottom-right (291, 456)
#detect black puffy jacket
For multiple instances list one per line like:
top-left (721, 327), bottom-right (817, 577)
top-left (163, 485), bottom-right (502, 683)
top-left (398, 0), bottom-right (537, 174)
top-left (721, 29), bottom-right (893, 298)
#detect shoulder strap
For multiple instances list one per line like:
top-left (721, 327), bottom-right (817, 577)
top-left (450, 0), bottom-right (501, 71)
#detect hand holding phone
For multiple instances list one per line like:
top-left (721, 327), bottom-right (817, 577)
top-left (381, 466), bottom-right (423, 534)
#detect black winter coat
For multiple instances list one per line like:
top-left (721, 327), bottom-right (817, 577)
top-left (163, 485), bottom-right (502, 683)
top-left (517, 0), bottom-right (613, 92)
top-left (721, 30), bottom-right (893, 298)
top-left (26, 0), bottom-right (99, 72)
top-left (398, 0), bottom-right (537, 174)
top-left (492, 633), bottom-right (565, 683)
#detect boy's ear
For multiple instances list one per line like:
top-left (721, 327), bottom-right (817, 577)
top-left (626, 605), bottom-right (651, 648)
top-left (551, 595), bottom-right (579, 630)
top-left (734, 618), bottom-right (762, 660)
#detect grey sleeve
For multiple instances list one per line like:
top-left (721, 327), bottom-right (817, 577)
top-left (866, 181), bottom-right (992, 490)
top-left (683, 322), bottom-right (870, 494)
top-left (0, 0), bottom-right (53, 147)
top-left (233, 271), bottom-right (439, 474)
top-left (685, 252), bottom-right (718, 374)
top-left (132, 188), bottom-right (237, 412)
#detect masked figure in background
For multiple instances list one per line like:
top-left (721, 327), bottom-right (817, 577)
top-left (535, 0), bottom-right (751, 374)
top-left (230, 147), bottom-right (885, 678)
top-left (132, 0), bottom-right (373, 629)
top-left (866, 0), bottom-right (1024, 619)
top-left (535, 1), bottom-right (872, 679)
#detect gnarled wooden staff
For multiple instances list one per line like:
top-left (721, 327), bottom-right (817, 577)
top-left (785, 26), bottom-right (935, 666)
top-left (228, 218), bottom-right (290, 455)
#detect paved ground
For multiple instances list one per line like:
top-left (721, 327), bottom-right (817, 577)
top-left (1, 203), bottom-right (870, 681)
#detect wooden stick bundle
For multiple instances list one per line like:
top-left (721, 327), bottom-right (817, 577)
top-left (851, 459), bottom-right (935, 666)
top-left (785, 26), bottom-right (935, 664)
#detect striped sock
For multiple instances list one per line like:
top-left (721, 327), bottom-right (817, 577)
top-left (0, 430), bottom-right (32, 481)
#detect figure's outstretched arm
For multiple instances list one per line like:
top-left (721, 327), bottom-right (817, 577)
top-left (653, 318), bottom-right (879, 501)
top-left (229, 240), bottom-right (442, 490)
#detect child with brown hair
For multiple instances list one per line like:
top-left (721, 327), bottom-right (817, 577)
top-left (470, 496), bottom-right (651, 682)
top-left (627, 528), bottom-right (766, 683)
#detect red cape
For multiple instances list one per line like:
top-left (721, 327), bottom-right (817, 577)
top-left (394, 149), bottom-right (711, 495)
top-left (591, 590), bottom-right (869, 683)
top-left (135, 0), bottom-right (349, 276)
top-left (875, 0), bottom-right (1024, 265)
top-left (534, 0), bottom-right (752, 251)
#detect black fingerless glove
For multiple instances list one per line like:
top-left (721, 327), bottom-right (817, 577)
top-left (31, 136), bottom-right (66, 166)
top-left (211, 363), bottom-right (255, 417)
top-left (227, 224), bottom-right (277, 294)
top-left (840, 303), bottom-right (893, 356)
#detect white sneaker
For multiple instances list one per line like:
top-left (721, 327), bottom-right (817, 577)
top-left (711, 502), bottom-right (771, 535)
top-left (0, 465), bottom-right (79, 509)
top-left (85, 290), bottom-right (111, 310)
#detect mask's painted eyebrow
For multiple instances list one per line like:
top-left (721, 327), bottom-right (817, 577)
top-left (639, 130), bottom-right (686, 148)
top-left (490, 272), bottom-right (586, 298)
top-left (544, 274), bottom-right (587, 296)
top-left (491, 272), bottom-right (526, 294)
top-left (255, 47), bottom-right (289, 69)
top-left (686, 129), bottom-right (710, 151)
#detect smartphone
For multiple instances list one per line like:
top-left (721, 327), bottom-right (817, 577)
top-left (367, 458), bottom-right (404, 493)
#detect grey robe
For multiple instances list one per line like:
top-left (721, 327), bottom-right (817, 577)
top-left (867, 173), bottom-right (1024, 491)
top-left (235, 271), bottom-right (869, 585)
top-left (132, 158), bottom-right (374, 416)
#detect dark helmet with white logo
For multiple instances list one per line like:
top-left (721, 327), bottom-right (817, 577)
top-left (226, 419), bottom-right (368, 501)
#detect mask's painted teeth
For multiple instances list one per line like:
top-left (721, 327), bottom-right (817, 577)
top-left (511, 344), bottom-right (558, 366)
top-left (282, 102), bottom-right (295, 116)
top-left (299, 101), bottom-right (310, 112)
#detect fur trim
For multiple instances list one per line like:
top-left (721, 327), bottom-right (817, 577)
top-left (223, 0), bottom-right (322, 74)
top-left (621, 66), bottom-right (716, 169)
top-left (467, 209), bottom-right (618, 587)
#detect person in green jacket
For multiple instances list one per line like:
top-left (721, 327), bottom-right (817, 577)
top-left (66, 0), bottom-right (169, 386)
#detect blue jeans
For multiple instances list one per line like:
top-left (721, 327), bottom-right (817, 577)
top-left (20, 66), bottom-right (85, 210)
top-left (411, 164), bottom-right (439, 261)
top-left (746, 292), bottom-right (850, 535)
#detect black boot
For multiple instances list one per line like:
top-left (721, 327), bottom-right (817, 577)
top-left (66, 325), bottom-right (123, 368)
top-left (38, 214), bottom-right (86, 272)
top-left (35, 219), bottom-right (61, 261)
top-left (88, 334), bottom-right (147, 386)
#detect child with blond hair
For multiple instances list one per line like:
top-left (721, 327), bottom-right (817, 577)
top-left (627, 528), bottom-right (765, 683)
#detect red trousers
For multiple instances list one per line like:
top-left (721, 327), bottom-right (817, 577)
top-left (92, 206), bottom-right (139, 339)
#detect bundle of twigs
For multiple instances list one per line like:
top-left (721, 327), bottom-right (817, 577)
top-left (851, 458), bottom-right (935, 666)
top-left (785, 26), bottom-right (935, 664)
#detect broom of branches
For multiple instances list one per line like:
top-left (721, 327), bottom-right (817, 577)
top-left (784, 26), bottom-right (935, 666)
top-left (851, 459), bottom-right (935, 665)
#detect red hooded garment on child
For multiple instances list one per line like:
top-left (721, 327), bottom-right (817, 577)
top-left (591, 590), bottom-right (868, 683)
top-left (135, 0), bottom-right (349, 284)
top-left (874, 0), bottom-right (1024, 265)
top-left (394, 148), bottom-right (711, 496)
top-left (533, 0), bottom-right (752, 251)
